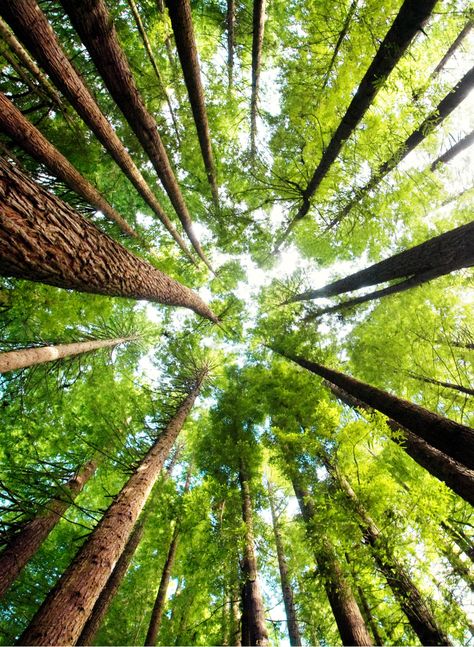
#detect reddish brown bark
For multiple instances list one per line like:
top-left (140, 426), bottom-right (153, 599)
top-left (276, 349), bottom-right (474, 470)
top-left (19, 374), bottom-right (205, 645)
top-left (60, 0), bottom-right (213, 271)
top-left (431, 129), bottom-right (474, 171)
top-left (250, 0), bottom-right (266, 158)
top-left (0, 0), bottom-right (194, 261)
top-left (0, 460), bottom-right (97, 599)
top-left (165, 0), bottom-right (219, 207)
top-left (0, 158), bottom-right (218, 322)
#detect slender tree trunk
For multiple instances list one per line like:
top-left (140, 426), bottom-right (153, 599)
top-left (441, 521), bottom-right (474, 564)
top-left (0, 158), bottom-right (218, 322)
top-left (275, 0), bottom-right (437, 247)
top-left (430, 20), bottom-right (473, 79)
top-left (0, 92), bottom-right (139, 237)
top-left (329, 463), bottom-right (451, 645)
top-left (165, 0), bottom-right (219, 207)
top-left (344, 553), bottom-right (383, 646)
top-left (0, 335), bottom-right (136, 374)
top-left (239, 460), bottom-right (269, 646)
top-left (230, 573), bottom-right (242, 647)
top-left (267, 480), bottom-right (301, 646)
top-left (431, 129), bottom-right (474, 171)
top-left (227, 0), bottom-right (235, 90)
top-left (1, 0), bottom-right (194, 262)
top-left (60, 0), bottom-right (213, 271)
top-left (77, 519), bottom-right (146, 646)
top-left (275, 349), bottom-right (474, 470)
top-left (0, 460), bottom-right (97, 599)
top-left (19, 373), bottom-right (205, 645)
top-left (440, 540), bottom-right (474, 592)
top-left (407, 372), bottom-right (474, 397)
top-left (290, 473), bottom-right (372, 646)
top-left (250, 0), bottom-right (266, 159)
top-left (285, 221), bottom-right (474, 303)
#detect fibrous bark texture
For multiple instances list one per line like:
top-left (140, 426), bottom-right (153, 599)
top-left (0, 158), bottom-right (218, 322)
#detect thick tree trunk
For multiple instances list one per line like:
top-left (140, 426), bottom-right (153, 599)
top-left (165, 0), bottom-right (219, 207)
top-left (0, 92), bottom-right (138, 237)
top-left (250, 0), bottom-right (266, 159)
top-left (285, 221), bottom-right (474, 303)
top-left (0, 159), bottom-right (218, 322)
top-left (77, 519), bottom-right (145, 646)
top-left (1, 0), bottom-right (194, 262)
top-left (291, 474), bottom-right (372, 646)
top-left (60, 0), bottom-right (213, 271)
top-left (19, 374), bottom-right (205, 645)
top-left (431, 129), bottom-right (474, 171)
top-left (267, 480), bottom-right (301, 646)
top-left (239, 461), bottom-right (269, 646)
top-left (275, 349), bottom-right (474, 470)
top-left (326, 381), bottom-right (474, 507)
top-left (0, 336), bottom-right (136, 374)
top-left (330, 464), bottom-right (451, 645)
top-left (0, 460), bottom-right (97, 599)
top-left (227, 0), bottom-right (235, 90)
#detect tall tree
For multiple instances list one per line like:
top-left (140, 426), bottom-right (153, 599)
top-left (227, 0), bottom-right (235, 90)
top-left (250, 0), bottom-right (266, 159)
top-left (430, 19), bottom-right (473, 80)
top-left (431, 129), bottom-right (474, 171)
top-left (0, 158), bottom-right (218, 322)
top-left (19, 366), bottom-right (208, 645)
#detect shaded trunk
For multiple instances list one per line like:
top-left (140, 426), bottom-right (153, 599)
top-left (275, 349), bottom-right (474, 470)
top-left (326, 381), bottom-right (474, 508)
top-left (250, 0), bottom-right (266, 158)
top-left (0, 158), bottom-right (218, 322)
top-left (60, 0), bottom-right (212, 271)
top-left (345, 553), bottom-right (383, 646)
top-left (291, 474), bottom-right (372, 646)
top-left (431, 129), bottom-right (474, 171)
top-left (0, 336), bottom-right (135, 374)
top-left (230, 574), bottom-right (242, 646)
top-left (286, 221), bottom-right (474, 303)
top-left (77, 519), bottom-right (145, 646)
top-left (20, 375), bottom-right (205, 645)
top-left (0, 460), bottom-right (97, 599)
top-left (267, 481), bottom-right (301, 646)
top-left (227, 0), bottom-right (235, 90)
top-left (239, 461), bottom-right (269, 646)
top-left (441, 521), bottom-right (474, 564)
top-left (407, 372), bottom-right (474, 397)
top-left (441, 540), bottom-right (474, 593)
top-left (165, 0), bottom-right (219, 207)
top-left (1, 0), bottom-right (194, 262)
top-left (430, 20), bottom-right (473, 79)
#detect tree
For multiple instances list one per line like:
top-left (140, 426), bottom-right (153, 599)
top-left (250, 0), bottom-right (266, 159)
top-left (431, 129), bottom-right (474, 171)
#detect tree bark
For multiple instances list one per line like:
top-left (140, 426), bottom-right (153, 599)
top-left (227, 0), bottom-right (235, 90)
top-left (285, 221), bottom-right (474, 304)
top-left (441, 521), bottom-right (474, 564)
top-left (239, 460), bottom-right (269, 646)
top-left (440, 539), bottom-right (474, 593)
top-left (0, 158), bottom-right (218, 322)
top-left (267, 480), bottom-right (301, 646)
top-left (77, 519), bottom-right (145, 646)
top-left (250, 0), bottom-right (266, 159)
top-left (19, 373), bottom-right (205, 645)
top-left (275, 349), bottom-right (474, 470)
top-left (0, 0), bottom-right (194, 262)
top-left (0, 460), bottom-right (97, 599)
top-left (291, 473), bottom-right (373, 646)
top-left (431, 129), bottom-right (474, 171)
top-left (165, 0), bottom-right (219, 207)
top-left (60, 0), bottom-right (213, 271)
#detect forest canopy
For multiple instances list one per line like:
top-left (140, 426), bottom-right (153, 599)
top-left (0, 0), bottom-right (473, 645)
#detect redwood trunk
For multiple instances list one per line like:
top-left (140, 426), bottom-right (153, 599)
top-left (431, 129), bottom-right (474, 171)
top-left (267, 481), bottom-right (301, 646)
top-left (0, 460), bottom-right (97, 599)
top-left (165, 0), bottom-right (219, 207)
top-left (60, 0), bottom-right (212, 271)
top-left (250, 0), bottom-right (266, 158)
top-left (77, 519), bottom-right (145, 646)
top-left (276, 349), bottom-right (474, 470)
top-left (239, 462), bottom-right (269, 646)
top-left (19, 375), bottom-right (205, 645)
top-left (0, 158), bottom-right (218, 322)
top-left (1, 0), bottom-right (194, 261)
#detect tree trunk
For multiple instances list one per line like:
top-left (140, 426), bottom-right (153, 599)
top-left (267, 480), bottom-right (301, 646)
top-left (227, 0), bottom-right (235, 90)
top-left (285, 221), bottom-right (474, 303)
top-left (430, 20), bottom-right (473, 79)
top-left (407, 372), bottom-right (474, 397)
top-left (290, 474), bottom-right (372, 646)
top-left (0, 460), bottom-right (97, 599)
top-left (250, 0), bottom-right (266, 159)
top-left (344, 552), bottom-right (384, 646)
top-left (77, 519), bottom-right (145, 646)
top-left (19, 373), bottom-right (205, 645)
top-left (440, 540), bottom-right (474, 593)
top-left (431, 129), bottom-right (474, 171)
top-left (275, 349), bottom-right (474, 470)
top-left (1, 0), bottom-right (194, 262)
top-left (441, 521), bottom-right (474, 564)
top-left (239, 460), bottom-right (269, 646)
top-left (330, 463), bottom-right (451, 645)
top-left (165, 0), bottom-right (219, 207)
top-left (0, 158), bottom-right (218, 322)
top-left (60, 0), bottom-right (213, 271)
